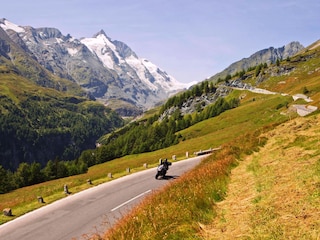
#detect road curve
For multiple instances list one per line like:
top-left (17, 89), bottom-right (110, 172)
top-left (0, 156), bottom-right (205, 240)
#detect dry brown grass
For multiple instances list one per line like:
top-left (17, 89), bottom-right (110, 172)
top-left (103, 150), bottom-right (236, 240)
top-left (201, 115), bottom-right (320, 239)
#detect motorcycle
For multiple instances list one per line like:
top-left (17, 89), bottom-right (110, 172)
top-left (155, 159), bottom-right (172, 179)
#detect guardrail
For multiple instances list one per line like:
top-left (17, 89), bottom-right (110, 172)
top-left (194, 147), bottom-right (221, 156)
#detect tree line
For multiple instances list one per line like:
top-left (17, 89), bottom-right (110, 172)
top-left (0, 158), bottom-right (88, 193)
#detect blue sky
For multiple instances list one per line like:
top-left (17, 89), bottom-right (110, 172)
top-left (1, 0), bottom-right (319, 83)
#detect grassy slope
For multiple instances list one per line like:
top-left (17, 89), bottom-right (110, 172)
top-left (205, 115), bottom-right (320, 239)
top-left (0, 70), bottom-right (84, 104)
top-left (105, 114), bottom-right (320, 239)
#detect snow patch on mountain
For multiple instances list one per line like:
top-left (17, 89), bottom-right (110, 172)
top-left (67, 47), bottom-right (78, 56)
top-left (0, 18), bottom-right (25, 33)
top-left (125, 55), bottom-right (158, 91)
top-left (141, 58), bottom-right (193, 91)
top-left (80, 33), bottom-right (125, 70)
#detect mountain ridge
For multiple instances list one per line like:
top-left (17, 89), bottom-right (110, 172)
top-left (0, 18), bottom-right (191, 116)
top-left (209, 41), bottom-right (305, 82)
top-left (1, 18), bottom-right (304, 117)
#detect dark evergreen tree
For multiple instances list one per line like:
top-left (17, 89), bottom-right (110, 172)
top-left (14, 162), bottom-right (32, 187)
top-left (0, 165), bottom-right (15, 193)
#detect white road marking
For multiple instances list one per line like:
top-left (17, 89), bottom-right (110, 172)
top-left (111, 189), bottom-right (152, 212)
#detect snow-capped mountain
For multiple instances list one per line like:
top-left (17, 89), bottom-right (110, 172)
top-left (81, 30), bottom-right (187, 92)
top-left (80, 30), bottom-right (190, 106)
top-left (0, 18), bottom-right (191, 115)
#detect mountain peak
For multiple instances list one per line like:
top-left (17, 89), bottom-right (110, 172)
top-left (93, 29), bottom-right (108, 38)
top-left (283, 41), bottom-right (304, 58)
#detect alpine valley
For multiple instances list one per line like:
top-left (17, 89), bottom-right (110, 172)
top-left (0, 18), bottom-right (305, 174)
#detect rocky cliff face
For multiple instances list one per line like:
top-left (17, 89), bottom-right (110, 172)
top-left (210, 41), bottom-right (304, 82)
top-left (0, 18), bottom-right (189, 116)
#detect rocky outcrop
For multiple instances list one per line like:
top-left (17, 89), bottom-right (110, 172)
top-left (159, 86), bottom-right (231, 120)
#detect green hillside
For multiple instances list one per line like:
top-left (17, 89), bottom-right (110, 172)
top-left (0, 68), bottom-right (123, 183)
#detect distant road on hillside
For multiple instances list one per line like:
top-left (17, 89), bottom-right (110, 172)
top-left (0, 156), bottom-right (206, 240)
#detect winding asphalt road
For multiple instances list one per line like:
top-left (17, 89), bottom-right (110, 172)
top-left (0, 156), bottom-right (205, 240)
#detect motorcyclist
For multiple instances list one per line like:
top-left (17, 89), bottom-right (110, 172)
top-left (162, 158), bottom-right (170, 170)
top-left (155, 158), bottom-right (171, 179)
